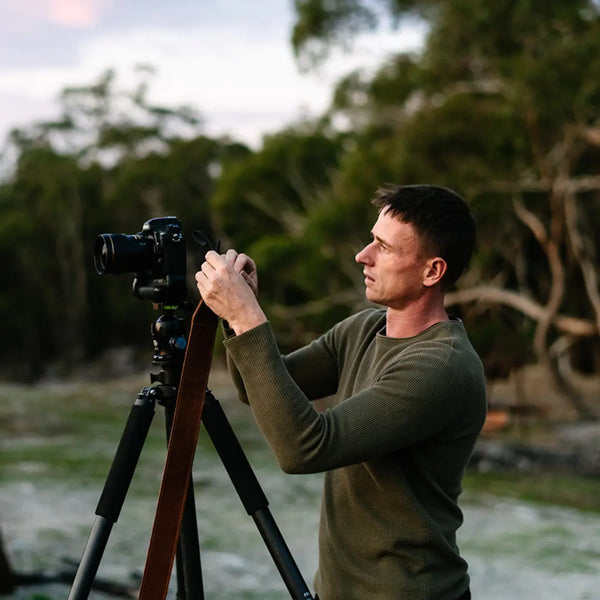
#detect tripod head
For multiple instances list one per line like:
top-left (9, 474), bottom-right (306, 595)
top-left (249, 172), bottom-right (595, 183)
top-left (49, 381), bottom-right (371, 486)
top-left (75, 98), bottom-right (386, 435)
top-left (149, 305), bottom-right (190, 395)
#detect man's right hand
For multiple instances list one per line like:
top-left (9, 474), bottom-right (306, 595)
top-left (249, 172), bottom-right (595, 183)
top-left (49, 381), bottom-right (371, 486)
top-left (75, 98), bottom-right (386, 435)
top-left (195, 249), bottom-right (266, 335)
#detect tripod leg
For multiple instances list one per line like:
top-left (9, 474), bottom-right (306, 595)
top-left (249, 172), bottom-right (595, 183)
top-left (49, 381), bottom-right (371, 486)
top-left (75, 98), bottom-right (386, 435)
top-left (68, 388), bottom-right (156, 600)
top-left (173, 481), bottom-right (204, 600)
top-left (201, 391), bottom-right (317, 600)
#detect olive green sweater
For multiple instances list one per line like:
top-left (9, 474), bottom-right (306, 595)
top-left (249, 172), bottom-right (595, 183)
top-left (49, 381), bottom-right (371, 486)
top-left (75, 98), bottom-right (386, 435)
top-left (224, 308), bottom-right (487, 599)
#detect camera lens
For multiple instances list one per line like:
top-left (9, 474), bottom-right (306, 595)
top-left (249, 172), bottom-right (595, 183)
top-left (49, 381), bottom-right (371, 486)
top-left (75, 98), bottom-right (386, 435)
top-left (94, 233), bottom-right (152, 275)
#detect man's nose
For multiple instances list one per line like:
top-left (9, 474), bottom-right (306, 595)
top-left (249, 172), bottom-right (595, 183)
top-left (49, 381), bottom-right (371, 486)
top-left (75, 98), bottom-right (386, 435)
top-left (355, 244), bottom-right (371, 264)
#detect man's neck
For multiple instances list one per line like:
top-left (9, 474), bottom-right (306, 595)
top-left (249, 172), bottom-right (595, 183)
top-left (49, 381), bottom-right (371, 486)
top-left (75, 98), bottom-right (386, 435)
top-left (384, 299), bottom-right (449, 339)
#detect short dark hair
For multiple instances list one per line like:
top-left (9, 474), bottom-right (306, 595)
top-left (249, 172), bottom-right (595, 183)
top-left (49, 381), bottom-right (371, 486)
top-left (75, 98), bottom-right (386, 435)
top-left (371, 184), bottom-right (476, 289)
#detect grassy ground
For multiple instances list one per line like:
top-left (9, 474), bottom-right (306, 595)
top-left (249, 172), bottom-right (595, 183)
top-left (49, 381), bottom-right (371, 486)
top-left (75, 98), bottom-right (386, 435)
top-left (2, 370), bottom-right (599, 510)
top-left (463, 471), bottom-right (600, 514)
top-left (2, 370), bottom-right (600, 599)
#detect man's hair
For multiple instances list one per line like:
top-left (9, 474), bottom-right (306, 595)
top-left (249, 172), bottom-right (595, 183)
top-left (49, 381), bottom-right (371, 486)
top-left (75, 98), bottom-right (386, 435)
top-left (371, 184), bottom-right (476, 289)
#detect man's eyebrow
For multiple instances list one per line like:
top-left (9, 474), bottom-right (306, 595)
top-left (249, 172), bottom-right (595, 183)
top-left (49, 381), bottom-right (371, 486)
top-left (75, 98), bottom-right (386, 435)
top-left (372, 232), bottom-right (395, 249)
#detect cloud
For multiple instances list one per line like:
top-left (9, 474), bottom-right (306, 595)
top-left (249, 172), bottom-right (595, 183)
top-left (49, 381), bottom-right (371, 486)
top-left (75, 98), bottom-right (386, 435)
top-left (0, 2), bottom-right (425, 147)
top-left (47, 0), bottom-right (114, 27)
top-left (1, 0), bottom-right (112, 28)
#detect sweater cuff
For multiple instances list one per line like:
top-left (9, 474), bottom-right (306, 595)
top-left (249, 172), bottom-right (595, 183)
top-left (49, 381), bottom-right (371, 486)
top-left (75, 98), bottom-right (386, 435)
top-left (223, 321), bottom-right (280, 379)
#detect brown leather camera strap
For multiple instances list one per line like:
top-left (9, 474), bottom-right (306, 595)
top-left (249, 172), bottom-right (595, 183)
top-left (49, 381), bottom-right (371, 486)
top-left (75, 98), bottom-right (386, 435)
top-left (138, 300), bottom-right (218, 600)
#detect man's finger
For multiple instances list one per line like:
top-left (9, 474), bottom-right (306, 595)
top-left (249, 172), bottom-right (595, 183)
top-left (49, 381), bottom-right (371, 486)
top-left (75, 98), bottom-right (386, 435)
top-left (204, 249), bottom-right (223, 265)
top-left (234, 253), bottom-right (253, 274)
top-left (225, 249), bottom-right (238, 266)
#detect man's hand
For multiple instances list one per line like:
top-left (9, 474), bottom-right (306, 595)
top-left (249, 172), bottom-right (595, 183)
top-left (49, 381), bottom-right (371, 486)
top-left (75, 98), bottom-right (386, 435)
top-left (195, 249), bottom-right (266, 335)
top-left (232, 251), bottom-right (258, 297)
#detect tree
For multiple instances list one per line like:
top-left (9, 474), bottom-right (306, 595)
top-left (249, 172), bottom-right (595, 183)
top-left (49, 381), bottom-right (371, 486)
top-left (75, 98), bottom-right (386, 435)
top-left (290, 0), bottom-right (600, 417)
top-left (0, 69), bottom-right (247, 378)
top-left (0, 147), bottom-right (94, 373)
top-left (6, 66), bottom-right (203, 165)
top-left (211, 125), bottom-right (354, 347)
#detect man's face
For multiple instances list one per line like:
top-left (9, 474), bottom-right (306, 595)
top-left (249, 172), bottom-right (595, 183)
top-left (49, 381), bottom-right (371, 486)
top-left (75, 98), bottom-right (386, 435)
top-left (355, 209), bottom-right (433, 309)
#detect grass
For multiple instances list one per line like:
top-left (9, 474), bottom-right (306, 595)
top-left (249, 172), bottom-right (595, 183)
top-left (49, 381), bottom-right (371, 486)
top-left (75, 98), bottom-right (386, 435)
top-left (2, 374), bottom-right (600, 600)
top-left (2, 373), bottom-right (599, 512)
top-left (464, 470), bottom-right (600, 513)
top-left (0, 377), bottom-right (167, 487)
top-left (0, 372), bottom-right (275, 492)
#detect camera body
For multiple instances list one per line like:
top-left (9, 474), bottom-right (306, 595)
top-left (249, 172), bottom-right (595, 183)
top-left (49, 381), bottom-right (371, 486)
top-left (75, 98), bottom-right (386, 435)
top-left (94, 216), bottom-right (187, 303)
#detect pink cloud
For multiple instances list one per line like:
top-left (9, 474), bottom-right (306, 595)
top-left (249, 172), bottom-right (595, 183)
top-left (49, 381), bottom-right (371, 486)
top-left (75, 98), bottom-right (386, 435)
top-left (0, 0), bottom-right (112, 27)
top-left (47, 0), bottom-right (110, 28)
top-left (48, 0), bottom-right (112, 27)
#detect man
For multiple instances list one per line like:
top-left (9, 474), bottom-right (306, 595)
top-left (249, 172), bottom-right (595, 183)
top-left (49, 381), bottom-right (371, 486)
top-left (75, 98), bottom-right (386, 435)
top-left (195, 184), bottom-right (487, 599)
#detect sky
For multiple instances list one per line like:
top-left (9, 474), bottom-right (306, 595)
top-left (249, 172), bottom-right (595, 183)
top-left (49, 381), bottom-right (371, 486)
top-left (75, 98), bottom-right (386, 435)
top-left (0, 0), bottom-right (425, 148)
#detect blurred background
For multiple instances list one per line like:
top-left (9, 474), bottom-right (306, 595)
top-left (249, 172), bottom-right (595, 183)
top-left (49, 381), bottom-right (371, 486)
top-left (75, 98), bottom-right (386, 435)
top-left (1, 1), bottom-right (600, 598)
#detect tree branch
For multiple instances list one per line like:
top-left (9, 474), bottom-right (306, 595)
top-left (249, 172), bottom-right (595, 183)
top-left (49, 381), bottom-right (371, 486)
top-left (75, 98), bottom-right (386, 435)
top-left (474, 174), bottom-right (600, 196)
top-left (512, 196), bottom-right (547, 244)
top-left (270, 289), bottom-right (368, 320)
top-left (564, 192), bottom-right (600, 334)
top-left (445, 285), bottom-right (597, 337)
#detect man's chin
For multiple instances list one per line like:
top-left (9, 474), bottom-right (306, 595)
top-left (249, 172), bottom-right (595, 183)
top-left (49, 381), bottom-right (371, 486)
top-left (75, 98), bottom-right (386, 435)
top-left (365, 290), bottom-right (381, 304)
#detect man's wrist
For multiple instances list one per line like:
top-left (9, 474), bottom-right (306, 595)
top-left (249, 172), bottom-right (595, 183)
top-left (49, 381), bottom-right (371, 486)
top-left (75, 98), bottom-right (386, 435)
top-left (228, 309), bottom-right (267, 336)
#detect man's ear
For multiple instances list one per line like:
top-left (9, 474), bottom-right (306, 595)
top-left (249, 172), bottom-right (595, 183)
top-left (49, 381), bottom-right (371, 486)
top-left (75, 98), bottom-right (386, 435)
top-left (423, 257), bottom-right (447, 287)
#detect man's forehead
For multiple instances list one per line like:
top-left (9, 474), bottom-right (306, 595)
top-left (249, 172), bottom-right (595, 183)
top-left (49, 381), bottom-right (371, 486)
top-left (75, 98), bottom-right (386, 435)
top-left (373, 210), bottom-right (416, 237)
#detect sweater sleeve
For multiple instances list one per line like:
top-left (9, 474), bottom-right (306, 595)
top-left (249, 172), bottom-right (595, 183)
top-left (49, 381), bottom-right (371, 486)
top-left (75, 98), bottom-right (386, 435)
top-left (224, 320), bottom-right (339, 405)
top-left (224, 321), bottom-right (469, 475)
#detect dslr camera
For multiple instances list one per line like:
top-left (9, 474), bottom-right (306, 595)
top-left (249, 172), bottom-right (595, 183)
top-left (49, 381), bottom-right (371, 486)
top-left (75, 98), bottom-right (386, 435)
top-left (94, 216), bottom-right (187, 303)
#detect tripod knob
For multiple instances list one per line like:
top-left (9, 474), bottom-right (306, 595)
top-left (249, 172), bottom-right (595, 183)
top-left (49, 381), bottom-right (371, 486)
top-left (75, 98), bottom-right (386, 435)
top-left (171, 336), bottom-right (187, 351)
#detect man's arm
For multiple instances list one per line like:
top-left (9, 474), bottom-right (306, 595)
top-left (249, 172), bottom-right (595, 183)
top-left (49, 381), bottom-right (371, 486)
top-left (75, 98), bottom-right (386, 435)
top-left (198, 249), bottom-right (338, 402)
top-left (282, 337), bottom-right (339, 401)
top-left (224, 325), bottom-right (475, 474)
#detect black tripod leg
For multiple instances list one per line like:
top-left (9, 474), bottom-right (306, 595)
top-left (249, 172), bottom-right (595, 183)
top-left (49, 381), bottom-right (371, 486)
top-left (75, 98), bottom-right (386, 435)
top-left (68, 388), bottom-right (156, 600)
top-left (201, 390), bottom-right (317, 600)
top-left (173, 481), bottom-right (204, 600)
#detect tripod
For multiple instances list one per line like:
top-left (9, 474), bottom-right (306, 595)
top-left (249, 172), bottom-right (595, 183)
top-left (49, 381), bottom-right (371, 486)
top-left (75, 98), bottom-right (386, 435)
top-left (68, 305), bottom-right (317, 600)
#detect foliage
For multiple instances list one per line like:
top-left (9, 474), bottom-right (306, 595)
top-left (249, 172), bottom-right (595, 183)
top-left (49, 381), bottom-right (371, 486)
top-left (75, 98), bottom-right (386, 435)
top-left (1, 2), bottom-right (600, 421)
top-left (212, 126), bottom-right (359, 347)
top-left (289, 0), bottom-right (600, 416)
top-left (0, 70), bottom-right (249, 379)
